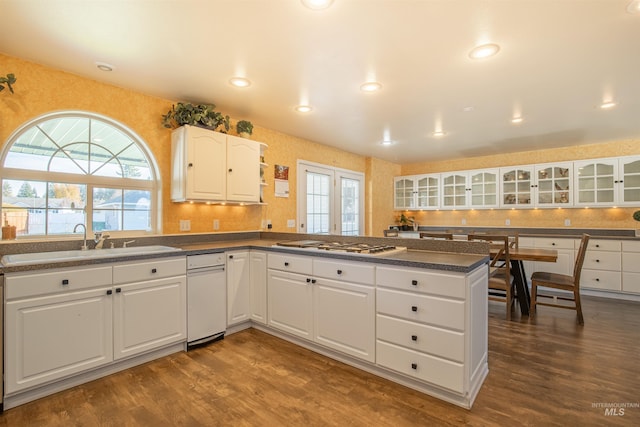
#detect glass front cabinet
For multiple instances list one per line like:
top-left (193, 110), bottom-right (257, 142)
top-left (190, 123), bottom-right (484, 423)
top-left (535, 162), bottom-right (572, 207)
top-left (394, 174), bottom-right (440, 210)
top-left (575, 156), bottom-right (640, 206)
top-left (500, 166), bottom-right (533, 208)
top-left (440, 169), bottom-right (499, 209)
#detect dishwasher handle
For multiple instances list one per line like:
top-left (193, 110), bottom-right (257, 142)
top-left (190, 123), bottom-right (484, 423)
top-left (187, 265), bottom-right (225, 275)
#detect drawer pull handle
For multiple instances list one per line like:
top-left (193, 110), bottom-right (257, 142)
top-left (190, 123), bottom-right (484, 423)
top-left (62, 279), bottom-right (69, 285)
top-left (411, 306), bottom-right (418, 312)
top-left (151, 268), bottom-right (157, 273)
top-left (411, 363), bottom-right (418, 370)
top-left (596, 259), bottom-right (600, 263)
top-left (411, 280), bottom-right (418, 286)
top-left (116, 287), bottom-right (122, 293)
top-left (284, 262), bottom-right (289, 266)
top-left (229, 255), bottom-right (234, 259)
top-left (306, 278), bottom-right (311, 283)
top-left (337, 269), bottom-right (342, 275)
top-left (596, 278), bottom-right (600, 282)
top-left (596, 244), bottom-right (600, 248)
top-left (106, 290), bottom-right (113, 295)
top-left (411, 335), bottom-right (418, 341)
top-left (311, 279), bottom-right (316, 284)
top-left (552, 243), bottom-right (556, 246)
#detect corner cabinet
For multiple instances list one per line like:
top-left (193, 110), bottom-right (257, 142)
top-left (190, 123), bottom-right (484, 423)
top-left (171, 125), bottom-right (265, 203)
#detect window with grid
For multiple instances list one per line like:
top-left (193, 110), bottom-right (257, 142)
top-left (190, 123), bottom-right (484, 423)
top-left (0, 112), bottom-right (159, 238)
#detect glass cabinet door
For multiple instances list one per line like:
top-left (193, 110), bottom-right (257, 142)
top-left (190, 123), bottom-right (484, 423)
top-left (441, 173), bottom-right (468, 208)
top-left (575, 160), bottom-right (616, 206)
top-left (394, 177), bottom-right (415, 209)
top-left (621, 157), bottom-right (640, 204)
top-left (500, 167), bottom-right (533, 207)
top-left (469, 169), bottom-right (499, 208)
top-left (416, 174), bottom-right (440, 209)
top-left (535, 163), bottom-right (572, 206)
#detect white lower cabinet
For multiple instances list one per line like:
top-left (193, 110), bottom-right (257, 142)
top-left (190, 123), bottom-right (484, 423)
top-left (226, 250), bottom-right (251, 326)
top-left (622, 241), bottom-right (640, 294)
top-left (580, 239), bottom-right (622, 292)
top-left (267, 269), bottom-right (314, 340)
top-left (250, 251), bottom-right (268, 324)
top-left (5, 257), bottom-right (186, 396)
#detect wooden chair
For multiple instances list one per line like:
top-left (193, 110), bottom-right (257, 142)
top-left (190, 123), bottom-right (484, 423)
top-left (468, 234), bottom-right (515, 320)
top-left (419, 232), bottom-right (453, 240)
top-left (530, 234), bottom-right (590, 325)
top-left (383, 229), bottom-right (399, 237)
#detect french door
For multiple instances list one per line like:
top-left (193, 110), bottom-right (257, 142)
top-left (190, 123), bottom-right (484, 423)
top-left (297, 161), bottom-right (364, 236)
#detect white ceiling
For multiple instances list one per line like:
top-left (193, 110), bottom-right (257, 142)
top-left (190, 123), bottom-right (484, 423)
top-left (1, 0), bottom-right (639, 164)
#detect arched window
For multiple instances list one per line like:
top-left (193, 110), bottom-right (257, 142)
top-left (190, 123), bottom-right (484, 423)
top-left (1, 111), bottom-right (161, 238)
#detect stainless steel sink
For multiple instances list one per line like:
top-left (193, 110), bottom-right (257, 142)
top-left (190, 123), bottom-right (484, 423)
top-left (1, 245), bottom-right (182, 267)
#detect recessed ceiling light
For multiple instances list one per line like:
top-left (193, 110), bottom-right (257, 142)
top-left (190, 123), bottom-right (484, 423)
top-left (301, 0), bottom-right (334, 10)
top-left (229, 77), bottom-right (251, 88)
top-left (627, 0), bottom-right (640, 14)
top-left (600, 101), bottom-right (617, 110)
top-left (295, 105), bottom-right (313, 113)
top-left (360, 81), bottom-right (382, 92)
top-left (432, 131), bottom-right (446, 137)
top-left (380, 140), bottom-right (395, 146)
top-left (468, 43), bottom-right (500, 59)
top-left (95, 62), bottom-right (114, 72)
top-left (462, 106), bottom-right (475, 112)
top-left (511, 117), bottom-right (523, 124)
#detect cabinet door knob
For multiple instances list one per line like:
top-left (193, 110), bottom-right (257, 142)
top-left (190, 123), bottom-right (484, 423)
top-left (62, 279), bottom-right (69, 285)
top-left (552, 242), bottom-right (556, 246)
top-left (284, 262), bottom-right (289, 266)
top-left (411, 280), bottom-right (418, 286)
top-left (228, 168), bottom-right (233, 173)
top-left (596, 259), bottom-right (600, 263)
top-left (596, 278), bottom-right (600, 282)
top-left (311, 279), bottom-right (317, 284)
top-left (411, 335), bottom-right (418, 341)
top-left (337, 269), bottom-right (342, 275)
top-left (411, 306), bottom-right (418, 312)
top-left (151, 268), bottom-right (157, 273)
top-left (306, 278), bottom-right (311, 283)
top-left (229, 255), bottom-right (234, 259)
top-left (116, 287), bottom-right (122, 293)
top-left (595, 244), bottom-right (600, 248)
top-left (106, 289), bottom-right (113, 295)
top-left (411, 363), bottom-right (418, 370)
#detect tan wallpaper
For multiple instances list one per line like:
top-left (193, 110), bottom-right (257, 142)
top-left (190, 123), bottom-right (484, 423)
top-left (0, 53), bottom-right (373, 235)
top-left (400, 142), bottom-right (640, 230)
top-left (366, 157), bottom-right (401, 236)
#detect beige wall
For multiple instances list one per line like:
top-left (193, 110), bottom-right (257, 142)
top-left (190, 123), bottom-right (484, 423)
top-left (0, 53), bottom-right (376, 235)
top-left (366, 157), bottom-right (401, 236)
top-left (400, 142), bottom-right (640, 230)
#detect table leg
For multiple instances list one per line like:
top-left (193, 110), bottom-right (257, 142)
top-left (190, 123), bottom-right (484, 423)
top-left (511, 260), bottom-right (530, 315)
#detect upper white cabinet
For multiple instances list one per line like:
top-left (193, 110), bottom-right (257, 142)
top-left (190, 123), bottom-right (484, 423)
top-left (574, 156), bottom-right (640, 207)
top-left (171, 125), bottom-right (263, 203)
top-left (441, 169), bottom-right (499, 209)
top-left (534, 162), bottom-right (572, 207)
top-left (500, 165), bottom-right (534, 208)
top-left (394, 174), bottom-right (440, 210)
top-left (441, 172), bottom-right (468, 209)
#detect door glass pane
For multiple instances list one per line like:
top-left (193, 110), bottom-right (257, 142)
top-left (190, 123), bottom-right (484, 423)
top-left (306, 172), bottom-right (331, 234)
top-left (341, 178), bottom-right (359, 236)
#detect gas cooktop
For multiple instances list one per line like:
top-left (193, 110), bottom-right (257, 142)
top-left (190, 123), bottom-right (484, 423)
top-left (275, 240), bottom-right (407, 257)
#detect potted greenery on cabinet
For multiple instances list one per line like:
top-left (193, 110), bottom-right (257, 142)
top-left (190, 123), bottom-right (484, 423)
top-left (236, 120), bottom-right (253, 139)
top-left (162, 102), bottom-right (230, 132)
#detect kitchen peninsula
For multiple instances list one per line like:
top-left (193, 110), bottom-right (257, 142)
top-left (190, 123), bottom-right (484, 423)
top-left (1, 232), bottom-right (489, 410)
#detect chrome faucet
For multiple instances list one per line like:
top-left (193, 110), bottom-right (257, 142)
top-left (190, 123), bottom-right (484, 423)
top-left (73, 223), bottom-right (88, 250)
top-left (94, 232), bottom-right (111, 249)
top-left (123, 240), bottom-right (136, 248)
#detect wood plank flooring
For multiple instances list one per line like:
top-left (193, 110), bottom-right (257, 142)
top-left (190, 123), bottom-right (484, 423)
top-left (1, 295), bottom-right (639, 426)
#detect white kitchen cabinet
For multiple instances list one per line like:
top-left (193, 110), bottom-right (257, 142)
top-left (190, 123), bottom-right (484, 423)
top-left (534, 162), bottom-right (572, 207)
top-left (518, 237), bottom-right (576, 284)
top-left (226, 250), bottom-right (251, 326)
top-left (267, 269), bottom-right (314, 340)
top-left (394, 174), bottom-right (440, 210)
top-left (441, 171), bottom-right (468, 209)
top-left (622, 240), bottom-right (640, 294)
top-left (113, 275), bottom-right (187, 360)
top-left (313, 259), bottom-right (376, 362)
top-left (5, 266), bottom-right (114, 394)
top-left (580, 239), bottom-right (622, 292)
top-left (250, 251), bottom-right (268, 324)
top-left (440, 169), bottom-right (500, 210)
top-left (500, 165), bottom-right (534, 207)
top-left (112, 258), bottom-right (187, 360)
top-left (171, 125), bottom-right (264, 203)
top-left (574, 156), bottom-right (640, 207)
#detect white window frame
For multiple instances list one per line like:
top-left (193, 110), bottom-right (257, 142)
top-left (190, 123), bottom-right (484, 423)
top-left (296, 160), bottom-right (365, 235)
top-left (0, 111), bottom-right (162, 238)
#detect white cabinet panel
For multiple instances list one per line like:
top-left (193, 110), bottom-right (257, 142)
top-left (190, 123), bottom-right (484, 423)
top-left (113, 257), bottom-right (186, 284)
top-left (581, 270), bottom-right (622, 291)
top-left (227, 251), bottom-right (251, 326)
top-left (226, 135), bottom-right (260, 202)
top-left (250, 251), bottom-right (268, 324)
top-left (6, 266), bottom-right (112, 299)
top-left (5, 287), bottom-right (113, 394)
top-left (376, 266), bottom-right (466, 299)
top-left (267, 252), bottom-right (313, 275)
top-left (267, 269), bottom-right (313, 340)
top-left (313, 258), bottom-right (375, 285)
top-left (622, 272), bottom-right (640, 293)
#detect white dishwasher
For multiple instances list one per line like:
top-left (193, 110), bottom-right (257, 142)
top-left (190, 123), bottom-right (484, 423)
top-left (187, 253), bottom-right (226, 348)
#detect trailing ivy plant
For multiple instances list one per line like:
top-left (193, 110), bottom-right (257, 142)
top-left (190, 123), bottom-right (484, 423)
top-left (0, 73), bottom-right (17, 93)
top-left (162, 102), bottom-right (230, 132)
top-left (236, 120), bottom-right (253, 135)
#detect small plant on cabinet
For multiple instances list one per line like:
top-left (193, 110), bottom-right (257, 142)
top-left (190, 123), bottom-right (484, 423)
top-left (0, 73), bottom-right (17, 93)
top-left (236, 120), bottom-right (253, 138)
top-left (162, 102), bottom-right (230, 132)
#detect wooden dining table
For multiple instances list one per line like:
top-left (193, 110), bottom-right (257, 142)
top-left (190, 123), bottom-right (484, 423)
top-left (490, 247), bottom-right (558, 315)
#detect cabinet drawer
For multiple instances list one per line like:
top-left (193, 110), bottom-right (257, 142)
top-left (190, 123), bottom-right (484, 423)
top-left (582, 251), bottom-right (621, 271)
top-left (376, 341), bottom-right (464, 394)
top-left (377, 288), bottom-right (465, 331)
top-left (377, 314), bottom-right (464, 363)
top-left (622, 253), bottom-right (640, 273)
top-left (622, 272), bottom-right (640, 294)
top-left (113, 257), bottom-right (186, 284)
top-left (535, 238), bottom-right (575, 250)
top-left (581, 269), bottom-right (622, 291)
top-left (6, 266), bottom-right (113, 300)
top-left (376, 266), bottom-right (465, 299)
top-left (313, 258), bottom-right (374, 285)
top-left (622, 240), bottom-right (640, 253)
top-left (267, 253), bottom-right (313, 275)
top-left (583, 239), bottom-right (621, 252)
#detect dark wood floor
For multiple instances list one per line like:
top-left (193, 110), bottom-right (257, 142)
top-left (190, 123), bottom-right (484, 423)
top-left (1, 296), bottom-right (639, 426)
